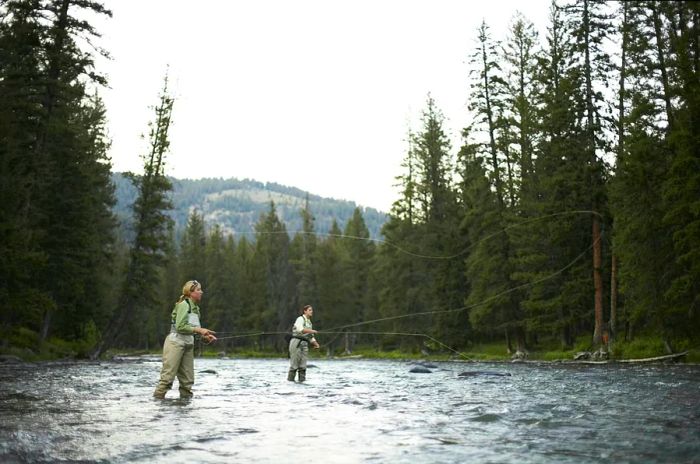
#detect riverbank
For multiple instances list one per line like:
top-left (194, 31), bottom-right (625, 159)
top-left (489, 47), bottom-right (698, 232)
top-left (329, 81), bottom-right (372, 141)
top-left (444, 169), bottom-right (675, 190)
top-left (2, 337), bottom-right (699, 364)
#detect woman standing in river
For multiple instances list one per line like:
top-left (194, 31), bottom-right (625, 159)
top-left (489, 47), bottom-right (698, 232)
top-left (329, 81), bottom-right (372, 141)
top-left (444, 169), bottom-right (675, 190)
top-left (153, 280), bottom-right (217, 399)
top-left (287, 304), bottom-right (320, 382)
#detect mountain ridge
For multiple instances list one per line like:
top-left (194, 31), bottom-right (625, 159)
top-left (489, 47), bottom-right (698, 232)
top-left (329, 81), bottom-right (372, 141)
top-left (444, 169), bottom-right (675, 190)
top-left (112, 173), bottom-right (388, 241)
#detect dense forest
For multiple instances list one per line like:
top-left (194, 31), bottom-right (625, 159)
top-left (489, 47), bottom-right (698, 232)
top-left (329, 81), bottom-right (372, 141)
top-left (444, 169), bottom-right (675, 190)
top-left (1, 0), bottom-right (698, 360)
top-left (112, 173), bottom-right (388, 243)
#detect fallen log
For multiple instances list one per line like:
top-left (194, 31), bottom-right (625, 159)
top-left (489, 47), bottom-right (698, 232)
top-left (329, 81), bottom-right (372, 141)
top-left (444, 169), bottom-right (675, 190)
top-left (618, 351), bottom-right (688, 363)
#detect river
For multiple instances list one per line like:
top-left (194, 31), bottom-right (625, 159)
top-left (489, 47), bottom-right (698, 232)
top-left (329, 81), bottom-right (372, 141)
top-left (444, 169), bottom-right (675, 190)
top-left (0, 357), bottom-right (698, 463)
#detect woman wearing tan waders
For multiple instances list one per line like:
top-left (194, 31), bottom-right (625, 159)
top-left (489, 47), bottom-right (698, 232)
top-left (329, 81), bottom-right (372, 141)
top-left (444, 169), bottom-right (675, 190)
top-left (287, 305), bottom-right (320, 382)
top-left (153, 280), bottom-right (216, 399)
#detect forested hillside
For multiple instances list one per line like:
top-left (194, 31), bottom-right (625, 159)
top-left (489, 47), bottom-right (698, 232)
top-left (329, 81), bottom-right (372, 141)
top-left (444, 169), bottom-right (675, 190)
top-left (112, 173), bottom-right (388, 242)
top-left (1, 0), bottom-right (698, 362)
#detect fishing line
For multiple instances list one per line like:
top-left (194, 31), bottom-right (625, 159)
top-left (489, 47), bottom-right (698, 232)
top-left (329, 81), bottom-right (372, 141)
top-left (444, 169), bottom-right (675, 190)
top-left (213, 330), bottom-right (473, 361)
top-left (239, 210), bottom-right (603, 261)
top-left (207, 210), bottom-right (603, 356)
top-left (324, 220), bottom-right (601, 332)
top-left (211, 232), bottom-right (598, 357)
top-left (316, 331), bottom-right (473, 361)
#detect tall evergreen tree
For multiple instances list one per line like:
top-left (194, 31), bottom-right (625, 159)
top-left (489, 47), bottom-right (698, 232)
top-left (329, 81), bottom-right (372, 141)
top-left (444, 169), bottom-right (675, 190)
top-left (0, 0), bottom-right (115, 349)
top-left (466, 20), bottom-right (526, 352)
top-left (609, 0), bottom-right (668, 344)
top-left (90, 76), bottom-right (174, 358)
top-left (232, 235), bottom-right (259, 348)
top-left (179, 209), bottom-right (207, 285)
top-left (0, 1), bottom-right (52, 333)
top-left (314, 220), bottom-right (349, 353)
top-left (339, 207), bottom-right (375, 352)
top-left (253, 202), bottom-right (293, 350)
top-left (515, 2), bottom-right (592, 349)
top-left (203, 224), bottom-right (237, 348)
top-left (657, 0), bottom-right (700, 344)
top-left (561, 0), bottom-right (615, 347)
top-left (289, 196), bottom-right (318, 311)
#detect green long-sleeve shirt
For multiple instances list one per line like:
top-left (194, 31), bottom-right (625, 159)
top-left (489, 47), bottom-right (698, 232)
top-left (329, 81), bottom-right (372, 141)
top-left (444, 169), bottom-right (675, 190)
top-left (171, 298), bottom-right (201, 334)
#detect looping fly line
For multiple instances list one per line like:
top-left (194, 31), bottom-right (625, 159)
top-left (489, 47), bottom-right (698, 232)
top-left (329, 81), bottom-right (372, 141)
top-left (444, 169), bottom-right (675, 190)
top-left (207, 210), bottom-right (602, 356)
top-left (245, 210), bottom-right (602, 260)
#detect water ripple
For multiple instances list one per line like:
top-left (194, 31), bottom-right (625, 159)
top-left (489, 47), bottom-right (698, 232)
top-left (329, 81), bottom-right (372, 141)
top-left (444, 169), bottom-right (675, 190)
top-left (0, 359), bottom-right (699, 463)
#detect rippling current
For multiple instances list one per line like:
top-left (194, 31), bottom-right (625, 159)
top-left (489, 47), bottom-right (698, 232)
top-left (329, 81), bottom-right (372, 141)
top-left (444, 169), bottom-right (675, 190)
top-left (0, 357), bottom-right (699, 463)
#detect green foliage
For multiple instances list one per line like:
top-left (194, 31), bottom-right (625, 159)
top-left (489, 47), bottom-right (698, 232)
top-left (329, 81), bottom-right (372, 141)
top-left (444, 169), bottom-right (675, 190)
top-left (0, 0), bottom-right (115, 346)
top-left (613, 337), bottom-right (668, 360)
top-left (3, 1), bottom-right (699, 363)
top-left (8, 327), bottom-right (40, 350)
top-left (90, 75), bottom-right (175, 358)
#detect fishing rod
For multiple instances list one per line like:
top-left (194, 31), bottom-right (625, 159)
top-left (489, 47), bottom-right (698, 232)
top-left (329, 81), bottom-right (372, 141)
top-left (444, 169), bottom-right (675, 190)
top-left (205, 210), bottom-right (602, 354)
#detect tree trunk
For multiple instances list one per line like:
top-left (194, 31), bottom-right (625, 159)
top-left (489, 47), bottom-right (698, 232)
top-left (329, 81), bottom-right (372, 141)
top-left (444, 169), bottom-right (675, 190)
top-left (504, 329), bottom-right (512, 354)
top-left (560, 321), bottom-right (571, 349)
top-left (610, 254), bottom-right (617, 347)
top-left (592, 217), bottom-right (604, 346)
top-left (40, 309), bottom-right (52, 342)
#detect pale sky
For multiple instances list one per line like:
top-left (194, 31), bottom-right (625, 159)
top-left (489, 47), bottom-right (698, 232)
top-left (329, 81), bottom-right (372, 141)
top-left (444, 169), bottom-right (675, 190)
top-left (94, 0), bottom-right (551, 212)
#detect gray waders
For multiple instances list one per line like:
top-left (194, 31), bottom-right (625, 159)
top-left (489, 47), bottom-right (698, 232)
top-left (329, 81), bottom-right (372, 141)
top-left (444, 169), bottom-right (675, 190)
top-left (154, 310), bottom-right (200, 398)
top-left (288, 337), bottom-right (309, 382)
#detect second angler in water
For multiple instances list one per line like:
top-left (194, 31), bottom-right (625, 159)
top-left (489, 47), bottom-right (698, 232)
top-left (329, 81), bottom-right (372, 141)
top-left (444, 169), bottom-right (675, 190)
top-left (287, 305), bottom-right (320, 382)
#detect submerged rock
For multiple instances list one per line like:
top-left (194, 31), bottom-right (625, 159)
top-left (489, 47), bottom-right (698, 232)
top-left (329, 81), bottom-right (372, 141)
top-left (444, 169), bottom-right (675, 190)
top-left (409, 366), bottom-right (433, 374)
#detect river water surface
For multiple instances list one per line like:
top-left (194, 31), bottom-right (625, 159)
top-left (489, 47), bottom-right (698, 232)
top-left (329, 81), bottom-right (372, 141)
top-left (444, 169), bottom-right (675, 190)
top-left (0, 357), bottom-right (699, 463)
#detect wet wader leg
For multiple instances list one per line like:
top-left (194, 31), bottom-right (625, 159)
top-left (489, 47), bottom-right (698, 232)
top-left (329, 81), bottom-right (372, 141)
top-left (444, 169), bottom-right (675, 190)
top-left (154, 335), bottom-right (185, 398)
top-left (288, 339), bottom-right (302, 381)
top-left (297, 343), bottom-right (309, 382)
top-left (178, 343), bottom-right (195, 398)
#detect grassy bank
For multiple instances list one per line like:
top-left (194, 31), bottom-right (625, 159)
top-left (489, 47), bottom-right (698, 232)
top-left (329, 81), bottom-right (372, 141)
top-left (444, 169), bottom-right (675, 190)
top-left (201, 336), bottom-right (700, 363)
top-left (2, 335), bottom-right (698, 364)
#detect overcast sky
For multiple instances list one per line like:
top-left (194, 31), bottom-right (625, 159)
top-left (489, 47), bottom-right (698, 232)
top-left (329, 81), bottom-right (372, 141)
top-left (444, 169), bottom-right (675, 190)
top-left (95, 0), bottom-right (551, 212)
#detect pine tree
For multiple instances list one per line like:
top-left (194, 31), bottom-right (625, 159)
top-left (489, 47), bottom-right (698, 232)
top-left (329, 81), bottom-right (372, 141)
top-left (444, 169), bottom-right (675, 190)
top-left (339, 207), bottom-right (375, 352)
top-left (515, 2), bottom-right (593, 349)
top-left (0, 0), bottom-right (115, 350)
top-left (609, 1), bottom-right (666, 344)
top-left (376, 124), bottom-right (435, 351)
top-left (561, 0), bottom-right (615, 348)
top-left (465, 20), bottom-right (526, 352)
top-left (314, 220), bottom-right (349, 354)
top-left (0, 1), bottom-right (51, 333)
top-left (233, 235), bottom-right (258, 349)
top-left (289, 196), bottom-right (318, 311)
top-left (253, 202), bottom-right (293, 351)
top-left (410, 97), bottom-right (466, 349)
top-left (179, 209), bottom-right (207, 285)
top-left (90, 75), bottom-right (174, 358)
top-left (658, 0), bottom-right (700, 343)
top-left (204, 224), bottom-right (237, 349)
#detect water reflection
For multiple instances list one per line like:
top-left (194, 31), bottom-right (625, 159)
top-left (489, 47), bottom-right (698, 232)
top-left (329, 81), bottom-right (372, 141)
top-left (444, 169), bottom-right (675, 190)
top-left (0, 358), bottom-right (699, 463)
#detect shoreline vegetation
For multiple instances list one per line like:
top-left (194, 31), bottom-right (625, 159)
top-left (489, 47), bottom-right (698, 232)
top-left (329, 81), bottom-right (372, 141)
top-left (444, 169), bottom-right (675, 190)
top-left (2, 337), bottom-right (698, 365)
top-left (3, 2), bottom-right (699, 370)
